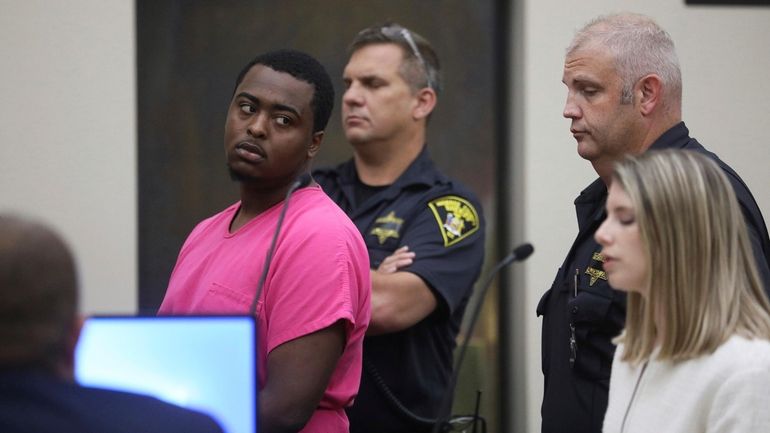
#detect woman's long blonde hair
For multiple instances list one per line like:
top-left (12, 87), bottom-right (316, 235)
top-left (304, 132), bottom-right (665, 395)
top-left (613, 150), bottom-right (770, 364)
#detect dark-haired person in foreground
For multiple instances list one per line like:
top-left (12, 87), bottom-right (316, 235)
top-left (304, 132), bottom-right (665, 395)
top-left (538, 12), bottom-right (770, 433)
top-left (0, 213), bottom-right (223, 433)
top-left (159, 49), bottom-right (371, 433)
top-left (314, 24), bottom-right (485, 433)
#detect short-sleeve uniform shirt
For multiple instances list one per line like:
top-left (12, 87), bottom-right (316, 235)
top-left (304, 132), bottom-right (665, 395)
top-left (315, 147), bottom-right (486, 433)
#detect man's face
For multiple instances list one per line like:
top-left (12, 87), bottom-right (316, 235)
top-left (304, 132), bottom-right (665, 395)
top-left (341, 43), bottom-right (418, 146)
top-left (562, 46), bottom-right (642, 165)
top-left (224, 65), bottom-right (320, 187)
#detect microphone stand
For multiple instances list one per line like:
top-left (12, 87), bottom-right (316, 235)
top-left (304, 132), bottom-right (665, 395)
top-left (431, 243), bottom-right (534, 433)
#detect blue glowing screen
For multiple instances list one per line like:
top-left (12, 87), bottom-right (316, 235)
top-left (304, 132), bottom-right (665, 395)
top-left (75, 316), bottom-right (256, 433)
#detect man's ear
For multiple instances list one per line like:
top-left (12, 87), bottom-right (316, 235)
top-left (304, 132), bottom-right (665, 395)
top-left (412, 87), bottom-right (437, 121)
top-left (308, 131), bottom-right (324, 159)
top-left (636, 74), bottom-right (663, 116)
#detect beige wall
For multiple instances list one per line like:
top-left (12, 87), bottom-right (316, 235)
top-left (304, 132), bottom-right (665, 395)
top-left (511, 2), bottom-right (770, 432)
top-left (0, 0), bottom-right (136, 314)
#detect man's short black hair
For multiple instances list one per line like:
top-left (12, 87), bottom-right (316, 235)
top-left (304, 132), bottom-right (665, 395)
top-left (234, 49), bottom-right (334, 133)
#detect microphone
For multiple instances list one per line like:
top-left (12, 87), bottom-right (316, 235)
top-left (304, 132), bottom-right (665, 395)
top-left (248, 173), bottom-right (314, 315)
top-left (431, 243), bottom-right (534, 433)
top-left (292, 172), bottom-right (313, 190)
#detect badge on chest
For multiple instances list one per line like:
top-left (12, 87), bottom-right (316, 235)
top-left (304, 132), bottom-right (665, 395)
top-left (370, 211), bottom-right (404, 245)
top-left (585, 251), bottom-right (608, 286)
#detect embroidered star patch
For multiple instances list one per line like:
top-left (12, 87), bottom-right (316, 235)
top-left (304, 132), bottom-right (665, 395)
top-left (428, 195), bottom-right (480, 247)
top-left (370, 211), bottom-right (404, 245)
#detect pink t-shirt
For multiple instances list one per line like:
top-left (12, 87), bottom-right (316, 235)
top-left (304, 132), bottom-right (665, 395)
top-left (159, 186), bottom-right (371, 433)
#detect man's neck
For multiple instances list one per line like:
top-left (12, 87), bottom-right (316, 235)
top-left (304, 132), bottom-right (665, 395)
top-left (232, 181), bottom-right (295, 232)
top-left (638, 117), bottom-right (679, 153)
top-left (353, 130), bottom-right (425, 186)
top-left (595, 116), bottom-right (681, 186)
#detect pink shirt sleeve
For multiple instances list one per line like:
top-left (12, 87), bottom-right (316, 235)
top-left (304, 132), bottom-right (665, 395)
top-left (254, 189), bottom-right (370, 415)
top-left (261, 232), bottom-right (358, 353)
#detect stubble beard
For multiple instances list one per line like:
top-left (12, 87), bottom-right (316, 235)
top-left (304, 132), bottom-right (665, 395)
top-left (227, 164), bottom-right (259, 184)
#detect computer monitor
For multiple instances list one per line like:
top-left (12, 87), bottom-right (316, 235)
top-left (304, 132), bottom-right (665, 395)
top-left (75, 315), bottom-right (257, 433)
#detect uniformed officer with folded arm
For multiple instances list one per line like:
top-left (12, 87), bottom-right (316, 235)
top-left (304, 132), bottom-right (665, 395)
top-left (315, 23), bottom-right (487, 433)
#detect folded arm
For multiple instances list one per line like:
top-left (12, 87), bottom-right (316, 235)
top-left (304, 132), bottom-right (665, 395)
top-left (367, 246), bottom-right (437, 335)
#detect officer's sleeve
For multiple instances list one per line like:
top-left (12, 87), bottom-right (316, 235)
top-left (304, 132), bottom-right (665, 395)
top-left (720, 164), bottom-right (770, 297)
top-left (399, 194), bottom-right (486, 315)
top-left (732, 188), bottom-right (770, 298)
top-left (745, 219), bottom-right (770, 297)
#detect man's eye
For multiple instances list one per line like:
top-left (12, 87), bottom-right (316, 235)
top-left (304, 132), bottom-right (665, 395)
top-left (581, 88), bottom-right (598, 97)
top-left (361, 78), bottom-right (384, 89)
top-left (239, 104), bottom-right (255, 114)
top-left (275, 116), bottom-right (291, 126)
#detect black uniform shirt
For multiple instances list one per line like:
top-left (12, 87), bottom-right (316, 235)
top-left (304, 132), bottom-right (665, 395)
top-left (537, 122), bottom-right (770, 433)
top-left (314, 146), bottom-right (486, 433)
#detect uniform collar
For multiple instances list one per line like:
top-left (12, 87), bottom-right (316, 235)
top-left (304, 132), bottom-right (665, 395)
top-left (573, 121), bottom-right (694, 230)
top-left (574, 178), bottom-right (607, 232)
top-left (390, 145), bottom-right (447, 188)
top-left (336, 144), bottom-right (445, 190)
top-left (649, 121), bottom-right (692, 151)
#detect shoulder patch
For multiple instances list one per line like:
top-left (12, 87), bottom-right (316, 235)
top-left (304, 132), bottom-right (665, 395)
top-left (428, 195), bottom-right (480, 247)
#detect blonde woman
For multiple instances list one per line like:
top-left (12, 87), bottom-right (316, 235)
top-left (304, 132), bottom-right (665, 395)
top-left (596, 149), bottom-right (770, 433)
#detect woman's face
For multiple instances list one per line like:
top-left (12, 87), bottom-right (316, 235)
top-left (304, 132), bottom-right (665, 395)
top-left (595, 182), bottom-right (649, 297)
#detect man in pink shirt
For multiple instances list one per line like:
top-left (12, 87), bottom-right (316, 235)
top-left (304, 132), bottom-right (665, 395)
top-left (159, 49), bottom-right (371, 433)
